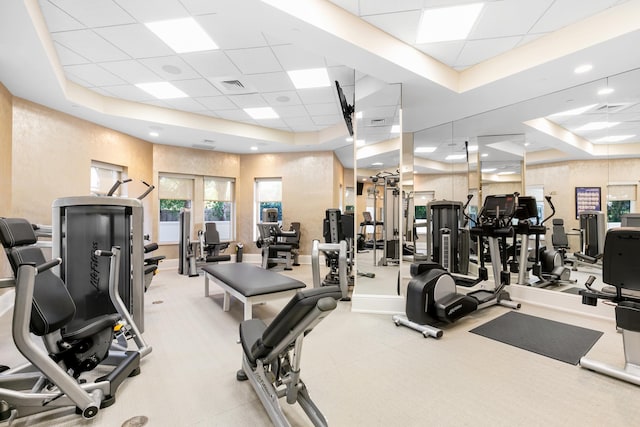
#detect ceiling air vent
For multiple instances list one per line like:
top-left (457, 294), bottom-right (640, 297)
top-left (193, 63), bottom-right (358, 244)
top-left (192, 144), bottom-right (216, 151)
top-left (209, 76), bottom-right (257, 95)
top-left (368, 118), bottom-right (386, 127)
top-left (595, 103), bottom-right (631, 113)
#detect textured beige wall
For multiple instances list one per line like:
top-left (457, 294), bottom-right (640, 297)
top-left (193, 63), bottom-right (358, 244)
top-left (414, 172), bottom-right (469, 201)
top-left (0, 84), bottom-right (12, 217)
top-left (11, 98), bottom-right (153, 226)
top-left (237, 152), bottom-right (336, 255)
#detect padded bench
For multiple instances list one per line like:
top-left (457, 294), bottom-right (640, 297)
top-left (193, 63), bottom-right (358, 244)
top-left (202, 263), bottom-right (306, 320)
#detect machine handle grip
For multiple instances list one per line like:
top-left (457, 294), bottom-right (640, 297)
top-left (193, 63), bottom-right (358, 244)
top-left (95, 250), bottom-right (114, 257)
top-left (36, 258), bottom-right (61, 273)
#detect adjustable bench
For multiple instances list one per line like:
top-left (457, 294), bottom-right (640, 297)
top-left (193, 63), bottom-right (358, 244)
top-left (202, 263), bottom-right (306, 320)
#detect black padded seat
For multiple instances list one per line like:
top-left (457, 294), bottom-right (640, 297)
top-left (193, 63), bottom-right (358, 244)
top-left (201, 263), bottom-right (304, 297)
top-left (239, 319), bottom-right (268, 365)
top-left (63, 313), bottom-right (120, 341)
top-left (206, 254), bottom-right (231, 263)
top-left (269, 244), bottom-right (293, 252)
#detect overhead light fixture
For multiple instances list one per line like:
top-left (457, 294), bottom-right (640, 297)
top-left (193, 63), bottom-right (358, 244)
top-left (574, 64), bottom-right (593, 74)
top-left (594, 134), bottom-right (635, 143)
top-left (145, 17), bottom-right (218, 53)
top-left (445, 154), bottom-right (466, 160)
top-left (136, 82), bottom-right (188, 99)
top-left (391, 125), bottom-right (401, 133)
top-left (467, 145), bottom-right (478, 152)
top-left (355, 111), bottom-right (363, 119)
top-left (356, 139), bottom-right (365, 147)
top-left (415, 146), bottom-right (436, 153)
top-left (574, 121), bottom-right (620, 132)
top-left (549, 103), bottom-right (597, 116)
top-left (481, 153), bottom-right (489, 157)
top-left (481, 168), bottom-right (496, 173)
top-left (287, 68), bottom-right (331, 89)
top-left (498, 171), bottom-right (515, 175)
top-left (598, 87), bottom-right (614, 95)
top-left (416, 3), bottom-right (484, 43)
top-left (149, 131), bottom-right (159, 137)
top-left (250, 146), bottom-right (258, 151)
top-left (372, 162), bottom-right (383, 166)
top-left (244, 107), bottom-right (279, 119)
top-left (346, 137), bottom-right (354, 142)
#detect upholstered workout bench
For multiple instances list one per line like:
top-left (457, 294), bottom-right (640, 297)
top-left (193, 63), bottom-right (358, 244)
top-left (202, 263), bottom-right (306, 320)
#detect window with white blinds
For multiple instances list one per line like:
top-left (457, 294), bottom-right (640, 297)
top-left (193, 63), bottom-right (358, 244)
top-left (90, 161), bottom-right (123, 196)
top-left (204, 177), bottom-right (235, 240)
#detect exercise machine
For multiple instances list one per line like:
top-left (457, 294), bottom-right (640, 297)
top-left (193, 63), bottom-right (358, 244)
top-left (366, 171), bottom-right (401, 266)
top-left (574, 210), bottom-right (605, 265)
top-left (579, 227), bottom-right (640, 386)
top-left (317, 209), bottom-right (353, 300)
top-left (178, 209), bottom-right (235, 277)
top-left (256, 212), bottom-right (300, 270)
top-left (236, 285), bottom-right (343, 426)
top-left (0, 218), bottom-right (143, 422)
top-left (392, 194), bottom-right (521, 338)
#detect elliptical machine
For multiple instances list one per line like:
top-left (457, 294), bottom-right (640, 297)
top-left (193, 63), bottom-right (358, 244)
top-left (393, 194), bottom-right (521, 338)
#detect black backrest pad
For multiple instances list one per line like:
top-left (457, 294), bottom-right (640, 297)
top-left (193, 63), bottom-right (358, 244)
top-left (252, 286), bottom-right (342, 359)
top-left (0, 218), bottom-right (38, 248)
top-left (603, 227), bottom-right (640, 291)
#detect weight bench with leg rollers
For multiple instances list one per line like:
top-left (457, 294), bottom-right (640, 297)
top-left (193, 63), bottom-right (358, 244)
top-left (237, 285), bottom-right (343, 427)
top-left (202, 263), bottom-right (305, 320)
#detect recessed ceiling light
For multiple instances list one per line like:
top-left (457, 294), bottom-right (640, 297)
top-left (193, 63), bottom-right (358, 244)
top-left (391, 125), bottom-right (401, 133)
top-left (355, 111), bottom-right (363, 119)
top-left (149, 131), bottom-right (159, 137)
top-left (574, 64), bottom-right (593, 74)
top-left (415, 146), bottom-right (436, 153)
top-left (481, 168), bottom-right (496, 173)
top-left (146, 17), bottom-right (218, 53)
top-left (244, 107), bottom-right (279, 120)
top-left (250, 146), bottom-right (258, 151)
top-left (136, 82), bottom-right (188, 99)
top-left (445, 154), bottom-right (466, 160)
top-left (549, 103), bottom-right (597, 116)
top-left (598, 87), bottom-right (614, 95)
top-left (416, 3), bottom-right (484, 43)
top-left (574, 121), bottom-right (620, 131)
top-left (594, 134), bottom-right (635, 143)
top-left (481, 153), bottom-right (489, 157)
top-left (287, 68), bottom-right (331, 89)
top-left (498, 171), bottom-right (515, 175)
top-left (372, 162), bottom-right (383, 166)
top-left (346, 137), bottom-right (354, 142)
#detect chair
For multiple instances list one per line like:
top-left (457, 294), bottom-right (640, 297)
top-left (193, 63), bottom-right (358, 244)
top-left (237, 286), bottom-right (342, 427)
top-left (0, 217), bottom-right (141, 421)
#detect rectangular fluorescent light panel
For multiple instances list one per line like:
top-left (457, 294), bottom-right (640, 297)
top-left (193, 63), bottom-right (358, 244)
top-left (146, 17), bottom-right (218, 53)
top-left (548, 104), bottom-right (597, 117)
top-left (574, 121), bottom-right (620, 131)
top-left (287, 68), bottom-right (330, 89)
top-left (415, 146), bottom-right (436, 153)
top-left (594, 134), bottom-right (635, 143)
top-left (481, 168), bottom-right (496, 173)
top-left (416, 3), bottom-right (484, 43)
top-left (244, 107), bottom-right (279, 120)
top-left (136, 82), bottom-right (188, 99)
top-left (391, 125), bottom-right (401, 133)
top-left (445, 154), bottom-right (466, 160)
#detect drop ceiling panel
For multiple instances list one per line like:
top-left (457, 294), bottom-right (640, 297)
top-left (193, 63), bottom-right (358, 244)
top-left (102, 84), bottom-right (152, 102)
top-left (273, 105), bottom-right (309, 118)
top-left (99, 60), bottom-right (161, 84)
top-left (327, 0), bottom-right (359, 15)
top-left (172, 79), bottom-right (221, 97)
top-left (530, 0), bottom-right (622, 33)
top-left (38, 0), bottom-right (84, 32)
top-left (54, 42), bottom-right (89, 65)
top-left (306, 103), bottom-right (339, 116)
top-left (271, 44), bottom-right (327, 70)
top-left (228, 93), bottom-right (268, 108)
top-left (362, 10), bottom-right (422, 45)
top-left (358, 0), bottom-right (422, 16)
top-left (312, 114), bottom-right (341, 126)
top-left (456, 36), bottom-right (522, 68)
top-left (65, 63), bottom-right (126, 86)
top-left (226, 47), bottom-right (282, 74)
top-left (297, 87), bottom-right (336, 104)
top-left (243, 72), bottom-right (296, 93)
top-left (181, 51), bottom-right (240, 77)
top-left (49, 0), bottom-right (135, 27)
top-left (139, 56), bottom-right (201, 80)
top-left (262, 91), bottom-right (303, 106)
top-left (179, 0), bottom-right (223, 15)
top-left (95, 24), bottom-right (174, 58)
top-left (415, 40), bottom-right (466, 67)
top-left (197, 96), bottom-right (237, 110)
top-left (114, 0), bottom-right (189, 23)
top-left (197, 15), bottom-right (268, 50)
top-left (469, 0), bottom-right (554, 39)
top-left (215, 109), bottom-right (253, 122)
top-left (162, 97), bottom-right (207, 112)
top-left (284, 116), bottom-right (315, 127)
top-left (52, 30), bottom-right (129, 62)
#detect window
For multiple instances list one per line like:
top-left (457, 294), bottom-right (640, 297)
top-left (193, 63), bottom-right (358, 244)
top-left (255, 179), bottom-right (282, 237)
top-left (90, 161), bottom-right (124, 196)
top-left (607, 184), bottom-right (636, 228)
top-left (526, 185), bottom-right (545, 222)
top-left (204, 177), bottom-right (235, 241)
top-left (159, 175), bottom-right (193, 243)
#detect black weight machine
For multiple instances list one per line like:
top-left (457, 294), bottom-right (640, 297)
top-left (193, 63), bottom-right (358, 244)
top-left (393, 194), bottom-right (521, 338)
top-left (579, 227), bottom-right (640, 386)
